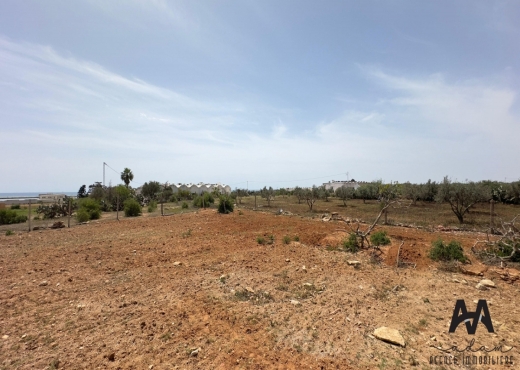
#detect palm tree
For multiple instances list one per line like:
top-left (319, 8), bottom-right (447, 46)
top-left (121, 168), bottom-right (134, 188)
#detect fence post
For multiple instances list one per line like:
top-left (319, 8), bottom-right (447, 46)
top-left (161, 201), bottom-right (164, 216)
top-left (254, 195), bottom-right (257, 210)
top-left (490, 199), bottom-right (495, 232)
top-left (117, 194), bottom-right (119, 221)
top-left (28, 199), bottom-right (32, 232)
top-left (68, 198), bottom-right (71, 228)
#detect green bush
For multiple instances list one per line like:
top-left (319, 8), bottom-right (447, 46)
top-left (488, 239), bottom-right (520, 262)
top-left (0, 209), bottom-right (27, 225)
top-left (256, 236), bottom-right (266, 245)
top-left (148, 200), bottom-right (158, 213)
top-left (217, 195), bottom-right (234, 214)
top-left (283, 235), bottom-right (291, 245)
top-left (429, 239), bottom-right (467, 263)
top-left (76, 209), bottom-right (90, 223)
top-left (10, 204), bottom-right (21, 209)
top-left (342, 233), bottom-right (361, 253)
top-left (5, 230), bottom-right (14, 236)
top-left (192, 193), bottom-right (215, 208)
top-left (370, 231), bottom-right (391, 246)
top-left (124, 198), bottom-right (142, 217)
top-left (181, 202), bottom-right (189, 209)
top-left (77, 198), bottom-right (101, 221)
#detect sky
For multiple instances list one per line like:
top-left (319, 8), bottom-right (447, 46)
top-left (0, 0), bottom-right (519, 192)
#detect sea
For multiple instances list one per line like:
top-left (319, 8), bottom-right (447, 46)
top-left (0, 192), bottom-right (76, 200)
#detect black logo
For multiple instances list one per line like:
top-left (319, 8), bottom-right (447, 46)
top-left (449, 299), bottom-right (494, 335)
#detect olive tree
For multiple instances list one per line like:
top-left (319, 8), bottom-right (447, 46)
top-left (436, 176), bottom-right (486, 224)
top-left (261, 186), bottom-right (275, 207)
top-left (304, 186), bottom-right (320, 211)
top-left (335, 185), bottom-right (355, 206)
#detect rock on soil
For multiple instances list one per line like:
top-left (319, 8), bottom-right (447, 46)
top-left (479, 279), bottom-right (496, 288)
top-left (373, 327), bottom-right (406, 347)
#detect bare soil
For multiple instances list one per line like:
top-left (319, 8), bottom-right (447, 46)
top-left (1, 209), bottom-right (519, 369)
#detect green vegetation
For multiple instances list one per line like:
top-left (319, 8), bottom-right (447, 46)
top-left (10, 204), bottom-right (21, 210)
top-left (193, 192), bottom-right (215, 208)
top-left (124, 198), bottom-right (142, 217)
top-left (256, 236), bottom-right (266, 245)
top-left (370, 231), bottom-right (391, 246)
top-left (181, 201), bottom-right (189, 209)
top-left (147, 200), bottom-right (157, 213)
top-left (120, 167), bottom-right (134, 188)
top-left (0, 209), bottom-right (27, 225)
top-left (217, 195), bottom-right (234, 214)
top-left (429, 239), bottom-right (467, 263)
top-left (77, 198), bottom-right (101, 221)
top-left (5, 230), bottom-right (14, 236)
top-left (486, 239), bottom-right (520, 262)
top-left (342, 233), bottom-right (361, 253)
top-left (282, 235), bottom-right (291, 245)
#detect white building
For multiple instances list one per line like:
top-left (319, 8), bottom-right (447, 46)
top-left (171, 183), bottom-right (231, 195)
top-left (322, 180), bottom-right (360, 192)
top-left (39, 193), bottom-right (67, 201)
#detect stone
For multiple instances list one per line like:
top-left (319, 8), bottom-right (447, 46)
top-left (2, 335), bottom-right (8, 340)
top-left (290, 300), bottom-right (301, 306)
top-left (373, 327), bottom-right (405, 347)
top-left (302, 265), bottom-right (307, 272)
top-left (107, 352), bottom-right (115, 361)
top-left (38, 280), bottom-right (49, 286)
top-left (303, 283), bottom-right (313, 287)
top-left (190, 347), bottom-right (200, 357)
top-left (475, 283), bottom-right (488, 290)
top-left (347, 261), bottom-right (361, 266)
top-left (173, 261), bottom-right (182, 266)
top-left (479, 279), bottom-right (496, 288)
top-left (245, 287), bottom-right (255, 294)
top-left (285, 259), bottom-right (290, 262)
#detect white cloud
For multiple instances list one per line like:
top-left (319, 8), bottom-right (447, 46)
top-left (1, 37), bottom-right (519, 191)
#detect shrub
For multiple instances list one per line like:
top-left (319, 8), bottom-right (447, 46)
top-left (294, 235), bottom-right (300, 242)
top-left (370, 231), bottom-right (391, 246)
top-left (181, 202), bottom-right (189, 209)
top-left (77, 198), bottom-right (101, 221)
top-left (487, 239), bottom-right (520, 262)
top-left (429, 239), bottom-right (467, 263)
top-left (148, 200), bottom-right (158, 213)
top-left (267, 234), bottom-right (275, 245)
top-left (342, 233), bottom-right (361, 253)
top-left (10, 204), bottom-right (21, 209)
top-left (124, 198), bottom-right (142, 217)
top-left (5, 230), bottom-right (14, 236)
top-left (283, 235), bottom-right (291, 245)
top-left (217, 195), bottom-right (234, 214)
top-left (256, 236), bottom-right (266, 245)
top-left (76, 209), bottom-right (90, 223)
top-left (192, 193), bottom-right (215, 208)
top-left (0, 209), bottom-right (27, 225)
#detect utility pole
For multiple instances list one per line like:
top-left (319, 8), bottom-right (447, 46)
top-left (103, 162), bottom-right (106, 187)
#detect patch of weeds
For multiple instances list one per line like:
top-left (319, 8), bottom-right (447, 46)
top-left (295, 283), bottom-right (321, 300)
top-left (370, 231), bottom-right (391, 246)
top-left (5, 230), bottom-right (14, 236)
top-left (160, 332), bottom-right (172, 341)
top-left (311, 330), bottom-right (319, 339)
top-left (419, 318), bottom-right (428, 327)
top-left (247, 314), bottom-right (260, 325)
top-left (233, 289), bottom-right (274, 305)
top-left (282, 235), bottom-right (291, 245)
top-left (294, 344), bottom-right (303, 353)
top-left (405, 323), bottom-right (419, 335)
top-left (48, 359), bottom-right (60, 370)
top-left (377, 358), bottom-right (388, 370)
top-left (372, 285), bottom-right (391, 301)
top-left (429, 239), bottom-right (468, 263)
top-left (238, 210), bottom-right (244, 215)
top-left (256, 236), bottom-right (266, 245)
top-left (275, 284), bottom-right (289, 291)
top-left (342, 233), bottom-right (361, 253)
top-left (181, 228), bottom-right (192, 238)
top-left (438, 260), bottom-right (461, 272)
top-left (293, 235), bottom-right (300, 242)
top-left (267, 234), bottom-right (275, 245)
top-left (181, 202), bottom-right (189, 209)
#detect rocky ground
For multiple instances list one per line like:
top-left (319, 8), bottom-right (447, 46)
top-left (1, 209), bottom-right (519, 369)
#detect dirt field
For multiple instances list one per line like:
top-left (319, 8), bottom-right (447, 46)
top-left (1, 209), bottom-right (519, 369)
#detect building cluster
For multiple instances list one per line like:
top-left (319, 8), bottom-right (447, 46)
top-left (170, 183), bottom-right (231, 195)
top-left (322, 180), bottom-right (361, 192)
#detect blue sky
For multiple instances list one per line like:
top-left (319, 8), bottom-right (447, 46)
top-left (0, 1), bottom-right (519, 192)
